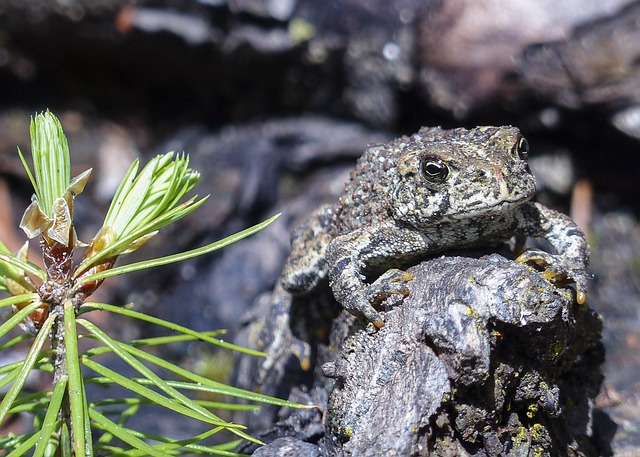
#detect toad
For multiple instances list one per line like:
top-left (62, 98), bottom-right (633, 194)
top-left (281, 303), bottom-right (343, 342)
top-left (280, 126), bottom-right (589, 328)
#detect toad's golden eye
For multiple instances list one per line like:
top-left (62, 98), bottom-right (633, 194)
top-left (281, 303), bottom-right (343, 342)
top-left (513, 136), bottom-right (529, 160)
top-left (420, 157), bottom-right (449, 184)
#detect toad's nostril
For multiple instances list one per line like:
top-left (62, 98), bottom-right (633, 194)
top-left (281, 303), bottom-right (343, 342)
top-left (471, 168), bottom-right (491, 182)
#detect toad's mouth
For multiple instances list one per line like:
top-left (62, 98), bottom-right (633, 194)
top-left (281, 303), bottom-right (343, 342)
top-left (447, 175), bottom-right (537, 218)
top-left (449, 193), bottom-right (534, 220)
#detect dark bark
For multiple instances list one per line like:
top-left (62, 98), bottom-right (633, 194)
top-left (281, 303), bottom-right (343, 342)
top-left (234, 252), bottom-right (606, 456)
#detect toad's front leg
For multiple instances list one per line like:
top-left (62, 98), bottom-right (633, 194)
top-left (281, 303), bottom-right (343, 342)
top-left (325, 224), bottom-right (425, 328)
top-left (515, 202), bottom-right (590, 303)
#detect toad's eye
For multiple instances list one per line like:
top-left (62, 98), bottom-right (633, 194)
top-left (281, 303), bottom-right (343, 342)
top-left (512, 136), bottom-right (529, 160)
top-left (420, 157), bottom-right (449, 184)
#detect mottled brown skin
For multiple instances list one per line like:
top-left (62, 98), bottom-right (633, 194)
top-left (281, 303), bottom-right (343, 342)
top-left (281, 126), bottom-right (590, 327)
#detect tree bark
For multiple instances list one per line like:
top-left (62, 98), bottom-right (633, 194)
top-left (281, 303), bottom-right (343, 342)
top-left (235, 253), bottom-right (606, 456)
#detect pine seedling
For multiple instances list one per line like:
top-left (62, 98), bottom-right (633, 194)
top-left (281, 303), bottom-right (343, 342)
top-left (0, 111), bottom-right (295, 456)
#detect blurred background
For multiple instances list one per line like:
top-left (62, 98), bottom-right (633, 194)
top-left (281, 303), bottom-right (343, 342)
top-left (0, 0), bottom-right (638, 453)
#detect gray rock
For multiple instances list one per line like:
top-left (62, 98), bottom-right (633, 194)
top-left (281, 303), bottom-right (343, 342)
top-left (325, 255), bottom-right (604, 456)
top-left (253, 437), bottom-right (321, 457)
top-left (234, 252), bottom-right (606, 456)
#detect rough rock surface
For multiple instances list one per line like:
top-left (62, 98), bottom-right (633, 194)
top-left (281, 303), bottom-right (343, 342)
top-left (235, 252), bottom-right (606, 456)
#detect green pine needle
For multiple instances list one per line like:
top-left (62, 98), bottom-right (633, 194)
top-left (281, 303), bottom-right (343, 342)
top-left (23, 110), bottom-right (70, 218)
top-left (0, 110), bottom-right (294, 455)
top-left (77, 152), bottom-right (206, 275)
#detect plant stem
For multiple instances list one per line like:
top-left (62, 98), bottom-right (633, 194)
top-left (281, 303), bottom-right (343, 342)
top-left (51, 309), bottom-right (72, 451)
top-left (64, 299), bottom-right (88, 455)
top-left (39, 231), bottom-right (77, 453)
top-left (42, 238), bottom-right (74, 284)
top-left (51, 311), bottom-right (67, 384)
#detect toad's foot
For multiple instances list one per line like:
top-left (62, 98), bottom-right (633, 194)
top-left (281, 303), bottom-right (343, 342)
top-left (256, 289), bottom-right (313, 386)
top-left (340, 269), bottom-right (413, 329)
top-left (366, 268), bottom-right (413, 305)
top-left (258, 331), bottom-right (312, 385)
top-left (516, 249), bottom-right (588, 304)
top-left (258, 315), bottom-right (313, 379)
